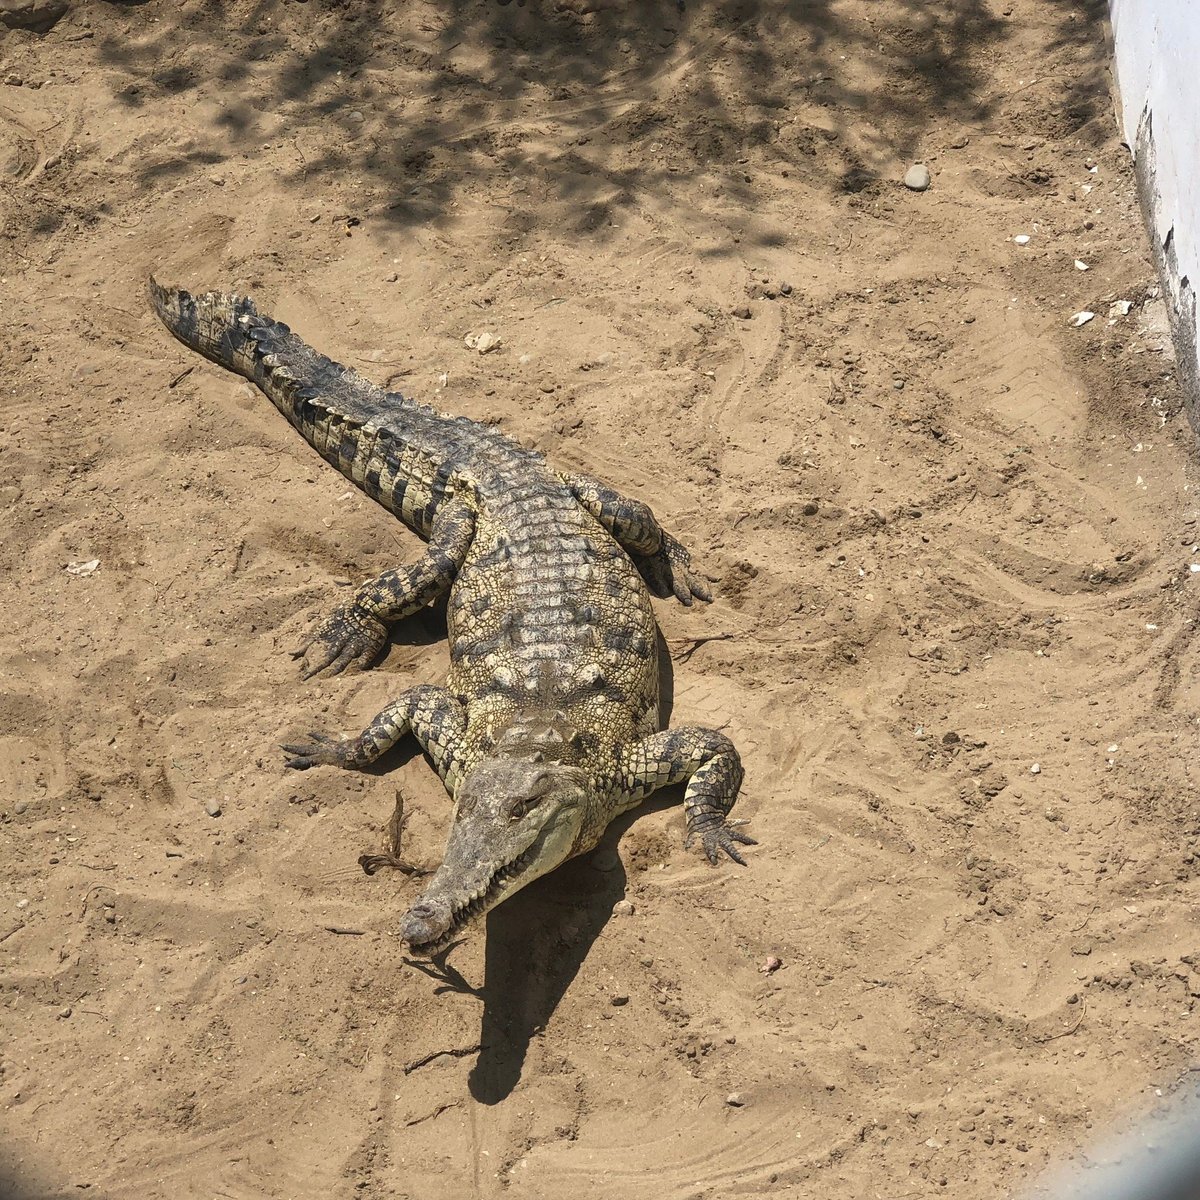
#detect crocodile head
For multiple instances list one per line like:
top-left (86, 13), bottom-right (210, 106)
top-left (399, 758), bottom-right (589, 955)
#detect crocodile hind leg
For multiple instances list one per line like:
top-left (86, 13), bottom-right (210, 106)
top-left (616, 727), bottom-right (754, 864)
top-left (563, 473), bottom-right (711, 606)
top-left (295, 503), bottom-right (476, 678)
top-left (282, 683), bottom-right (468, 792)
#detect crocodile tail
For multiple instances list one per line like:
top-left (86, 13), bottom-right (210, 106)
top-left (148, 277), bottom-right (263, 375)
top-left (147, 276), bottom-right (402, 433)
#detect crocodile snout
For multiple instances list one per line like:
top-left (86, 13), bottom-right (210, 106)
top-left (399, 899), bottom-right (452, 948)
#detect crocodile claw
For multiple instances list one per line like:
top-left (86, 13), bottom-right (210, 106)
top-left (685, 818), bottom-right (757, 866)
top-left (292, 603), bottom-right (388, 679)
top-left (641, 534), bottom-right (712, 607)
top-left (282, 730), bottom-right (355, 770)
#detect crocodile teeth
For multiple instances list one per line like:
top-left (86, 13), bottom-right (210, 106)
top-left (445, 846), bottom-right (536, 933)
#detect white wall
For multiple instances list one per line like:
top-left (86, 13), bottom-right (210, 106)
top-left (1110, 0), bottom-right (1200, 406)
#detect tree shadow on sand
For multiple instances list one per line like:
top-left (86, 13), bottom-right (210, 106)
top-left (91, 0), bottom-right (1112, 247)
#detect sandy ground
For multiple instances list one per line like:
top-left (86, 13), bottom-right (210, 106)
top-left (2, 1), bottom-right (1199, 1197)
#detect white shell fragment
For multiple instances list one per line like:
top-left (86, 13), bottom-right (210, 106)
top-left (65, 559), bottom-right (100, 576)
top-left (1074, 259), bottom-right (1090, 271)
top-left (1013, 234), bottom-right (1031, 245)
top-left (1069, 311), bottom-right (1095, 327)
top-left (1108, 300), bottom-right (1133, 319)
top-left (464, 330), bottom-right (501, 353)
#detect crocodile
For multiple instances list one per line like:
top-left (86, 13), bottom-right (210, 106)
top-left (150, 279), bottom-right (753, 955)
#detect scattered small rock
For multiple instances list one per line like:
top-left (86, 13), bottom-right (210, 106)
top-left (612, 899), bottom-right (635, 917)
top-left (345, 110), bottom-right (365, 124)
top-left (949, 134), bottom-right (969, 150)
top-left (1109, 299), bottom-right (1133, 319)
top-left (1069, 311), bottom-right (1095, 328)
top-left (1013, 234), bottom-right (1031, 246)
top-left (385, 272), bottom-right (398, 283)
top-left (778, 282), bottom-right (793, 296)
top-left (903, 164), bottom-right (931, 191)
top-left (1029, 763), bottom-right (1041, 775)
top-left (610, 993), bottom-right (630, 1007)
top-left (13, 800), bottom-right (28, 815)
top-left (65, 559), bottom-right (100, 577)
top-left (57, 1006), bottom-right (72, 1019)
top-left (204, 798), bottom-right (222, 818)
top-left (1072, 942), bottom-right (1093, 956)
top-left (732, 305), bottom-right (752, 320)
top-left (1074, 259), bottom-right (1090, 271)
top-left (760, 955), bottom-right (782, 974)
top-left (725, 1092), bottom-right (746, 1107)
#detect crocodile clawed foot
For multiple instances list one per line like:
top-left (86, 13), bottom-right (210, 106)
top-left (685, 818), bottom-right (757, 866)
top-left (640, 534), bottom-right (713, 607)
top-left (282, 730), bottom-right (356, 770)
top-left (292, 603), bottom-right (388, 679)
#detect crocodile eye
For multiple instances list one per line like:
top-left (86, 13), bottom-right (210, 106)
top-left (510, 796), bottom-right (534, 821)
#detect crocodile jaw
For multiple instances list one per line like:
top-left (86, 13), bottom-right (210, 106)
top-left (399, 759), bottom-right (588, 955)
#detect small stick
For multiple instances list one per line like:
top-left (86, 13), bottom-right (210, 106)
top-left (359, 790), bottom-right (429, 878)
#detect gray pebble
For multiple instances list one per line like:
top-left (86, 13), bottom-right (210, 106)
top-left (204, 798), bottom-right (222, 818)
top-left (13, 799), bottom-right (28, 815)
top-left (346, 110), bottom-right (365, 124)
top-left (58, 1006), bottom-right (72, 1019)
top-left (732, 305), bottom-right (752, 320)
top-left (726, 1092), bottom-right (746, 1107)
top-left (610, 993), bottom-right (630, 1007)
top-left (904, 164), bottom-right (931, 192)
top-left (612, 899), bottom-right (635, 917)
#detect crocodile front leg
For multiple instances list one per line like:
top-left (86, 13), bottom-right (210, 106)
top-left (294, 503), bottom-right (476, 678)
top-left (563, 473), bottom-right (711, 606)
top-left (617, 727), bottom-right (755, 864)
top-left (282, 683), bottom-right (468, 792)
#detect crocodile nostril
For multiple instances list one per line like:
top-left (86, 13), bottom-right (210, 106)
top-left (409, 902), bottom-right (436, 920)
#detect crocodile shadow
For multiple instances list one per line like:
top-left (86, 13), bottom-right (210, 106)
top-left (466, 629), bottom-right (676, 1104)
top-left (467, 787), bottom-right (680, 1105)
